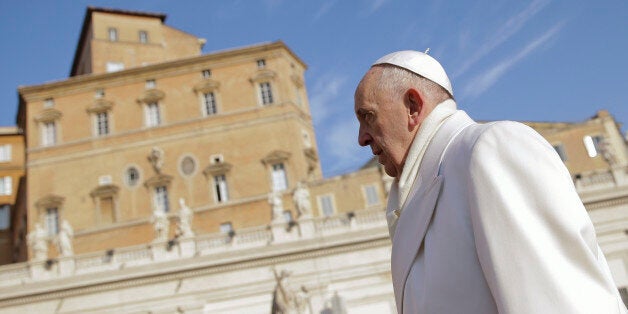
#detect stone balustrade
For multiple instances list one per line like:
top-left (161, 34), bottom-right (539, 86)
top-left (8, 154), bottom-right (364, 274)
top-left (0, 208), bottom-right (386, 287)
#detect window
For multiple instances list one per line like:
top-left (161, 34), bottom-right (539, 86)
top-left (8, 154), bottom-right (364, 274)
top-left (44, 98), bottom-right (55, 108)
top-left (108, 27), bottom-right (118, 41)
top-left (106, 62), bottom-right (124, 73)
top-left (203, 92), bottom-right (218, 116)
top-left (318, 194), bottom-right (335, 217)
top-left (145, 102), bottom-right (161, 127)
top-left (364, 184), bottom-right (380, 206)
top-left (0, 145), bottom-right (11, 162)
top-left (95, 112), bottom-right (109, 136)
top-left (202, 69), bottom-right (211, 79)
top-left (0, 205), bottom-right (9, 230)
top-left (553, 143), bottom-right (568, 162)
top-left (42, 121), bottom-right (56, 146)
top-left (583, 135), bottom-right (604, 158)
top-left (214, 174), bottom-right (229, 203)
top-left (259, 82), bottom-right (274, 105)
top-left (180, 156), bottom-right (196, 176)
top-left (257, 59), bottom-right (266, 69)
top-left (145, 79), bottom-right (156, 89)
top-left (0, 177), bottom-right (11, 196)
top-left (220, 222), bottom-right (233, 234)
top-left (125, 167), bottom-right (140, 187)
top-left (45, 207), bottom-right (59, 236)
top-left (154, 186), bottom-right (169, 212)
top-left (271, 163), bottom-right (288, 191)
top-left (139, 30), bottom-right (148, 44)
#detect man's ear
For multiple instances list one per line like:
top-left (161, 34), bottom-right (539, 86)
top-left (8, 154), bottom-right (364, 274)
top-left (406, 88), bottom-right (423, 128)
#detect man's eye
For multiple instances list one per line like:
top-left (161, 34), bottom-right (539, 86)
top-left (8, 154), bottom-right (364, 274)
top-left (365, 112), bottom-right (374, 122)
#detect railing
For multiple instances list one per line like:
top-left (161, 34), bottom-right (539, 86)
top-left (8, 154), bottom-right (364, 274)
top-left (0, 208), bottom-right (387, 287)
top-left (575, 170), bottom-right (616, 192)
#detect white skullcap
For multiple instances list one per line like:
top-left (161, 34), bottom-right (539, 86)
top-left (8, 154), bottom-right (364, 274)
top-left (373, 50), bottom-right (453, 96)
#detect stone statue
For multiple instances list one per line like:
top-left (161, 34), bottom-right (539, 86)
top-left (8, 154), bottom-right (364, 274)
top-left (177, 198), bottom-right (194, 238)
top-left (27, 223), bottom-right (48, 261)
top-left (271, 268), bottom-right (308, 314)
top-left (148, 147), bottom-right (165, 174)
top-left (292, 182), bottom-right (312, 218)
top-left (56, 220), bottom-right (74, 257)
top-left (599, 137), bottom-right (617, 166)
top-left (151, 207), bottom-right (169, 242)
top-left (269, 191), bottom-right (285, 223)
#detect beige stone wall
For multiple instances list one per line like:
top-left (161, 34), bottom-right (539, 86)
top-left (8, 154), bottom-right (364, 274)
top-left (309, 166), bottom-right (387, 217)
top-left (83, 11), bottom-right (201, 75)
top-left (20, 39), bottom-right (317, 258)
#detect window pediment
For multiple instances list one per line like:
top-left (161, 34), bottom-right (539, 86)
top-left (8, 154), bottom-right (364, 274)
top-left (203, 162), bottom-right (232, 177)
top-left (144, 174), bottom-right (173, 188)
top-left (249, 70), bottom-right (276, 83)
top-left (86, 99), bottom-right (114, 113)
top-left (261, 150), bottom-right (291, 166)
top-left (35, 194), bottom-right (65, 209)
top-left (193, 80), bottom-right (220, 93)
top-left (137, 89), bottom-right (165, 104)
top-left (89, 184), bottom-right (119, 198)
top-left (35, 108), bottom-right (62, 123)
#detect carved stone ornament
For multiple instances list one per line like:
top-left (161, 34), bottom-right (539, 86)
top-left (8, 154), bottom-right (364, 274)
top-left (193, 79), bottom-right (220, 93)
top-left (249, 69), bottom-right (276, 83)
top-left (86, 99), bottom-right (114, 113)
top-left (144, 174), bottom-right (173, 188)
top-left (137, 89), bottom-right (165, 104)
top-left (89, 184), bottom-right (119, 198)
top-left (35, 194), bottom-right (65, 210)
top-left (34, 108), bottom-right (62, 123)
top-left (203, 162), bottom-right (233, 177)
top-left (261, 150), bottom-right (291, 166)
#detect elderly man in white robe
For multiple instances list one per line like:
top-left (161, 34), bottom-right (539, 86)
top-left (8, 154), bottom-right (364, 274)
top-left (354, 50), bottom-right (627, 314)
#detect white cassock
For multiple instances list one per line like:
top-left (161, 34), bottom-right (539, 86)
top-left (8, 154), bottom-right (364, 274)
top-left (387, 108), bottom-right (627, 314)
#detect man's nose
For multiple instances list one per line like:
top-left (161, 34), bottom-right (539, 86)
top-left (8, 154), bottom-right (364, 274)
top-left (358, 125), bottom-right (371, 147)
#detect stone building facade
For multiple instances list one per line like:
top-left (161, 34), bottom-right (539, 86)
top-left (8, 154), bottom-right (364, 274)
top-left (0, 6), bottom-right (626, 314)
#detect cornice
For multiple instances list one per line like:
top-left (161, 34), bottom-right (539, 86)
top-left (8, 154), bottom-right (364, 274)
top-left (19, 41), bottom-right (305, 101)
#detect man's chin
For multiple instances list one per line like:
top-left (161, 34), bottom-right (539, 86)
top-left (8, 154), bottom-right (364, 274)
top-left (383, 164), bottom-right (398, 178)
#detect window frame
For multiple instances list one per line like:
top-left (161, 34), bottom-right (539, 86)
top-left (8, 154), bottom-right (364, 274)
top-left (0, 204), bottom-right (9, 230)
top-left (45, 207), bottom-right (59, 237)
top-left (317, 194), bottom-right (336, 217)
top-left (0, 144), bottom-right (11, 162)
top-left (41, 121), bottom-right (57, 147)
top-left (154, 186), bottom-right (170, 213)
top-left (271, 163), bottom-right (288, 192)
top-left (259, 82), bottom-right (274, 105)
top-left (139, 30), bottom-right (148, 44)
top-left (202, 91), bottom-right (218, 116)
top-left (108, 27), bottom-right (118, 42)
top-left (145, 102), bottom-right (161, 127)
top-left (213, 174), bottom-right (229, 203)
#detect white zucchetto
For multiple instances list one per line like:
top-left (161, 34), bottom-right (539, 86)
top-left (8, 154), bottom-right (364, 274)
top-left (373, 50), bottom-right (453, 96)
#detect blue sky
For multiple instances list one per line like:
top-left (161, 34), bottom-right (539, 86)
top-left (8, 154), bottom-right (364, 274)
top-left (1, 1), bottom-right (626, 177)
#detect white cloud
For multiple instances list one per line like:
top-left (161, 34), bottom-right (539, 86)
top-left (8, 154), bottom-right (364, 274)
top-left (321, 118), bottom-right (372, 176)
top-left (313, 0), bottom-right (337, 21)
top-left (461, 22), bottom-right (565, 100)
top-left (453, 0), bottom-right (550, 78)
top-left (309, 74), bottom-right (348, 126)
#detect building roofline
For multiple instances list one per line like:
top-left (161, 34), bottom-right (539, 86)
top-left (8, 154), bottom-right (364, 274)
top-left (21, 41), bottom-right (306, 96)
top-left (0, 126), bottom-right (20, 135)
top-left (69, 7), bottom-right (168, 77)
